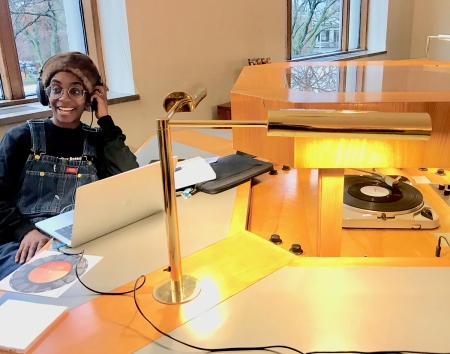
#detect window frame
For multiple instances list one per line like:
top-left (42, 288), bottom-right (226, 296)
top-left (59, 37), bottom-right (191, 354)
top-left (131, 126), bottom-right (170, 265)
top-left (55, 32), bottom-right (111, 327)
top-left (0, 0), bottom-right (105, 106)
top-left (287, 0), bottom-right (369, 61)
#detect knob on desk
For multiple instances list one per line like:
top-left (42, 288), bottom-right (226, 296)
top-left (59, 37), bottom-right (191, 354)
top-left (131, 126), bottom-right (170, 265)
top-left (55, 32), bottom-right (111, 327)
top-left (436, 168), bottom-right (446, 176)
top-left (289, 244), bottom-right (304, 255)
top-left (269, 234), bottom-right (282, 245)
top-left (439, 184), bottom-right (446, 190)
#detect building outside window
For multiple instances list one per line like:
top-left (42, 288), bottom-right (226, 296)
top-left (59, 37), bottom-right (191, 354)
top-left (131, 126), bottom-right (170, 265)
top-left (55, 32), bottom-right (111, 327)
top-left (288, 0), bottom-right (368, 60)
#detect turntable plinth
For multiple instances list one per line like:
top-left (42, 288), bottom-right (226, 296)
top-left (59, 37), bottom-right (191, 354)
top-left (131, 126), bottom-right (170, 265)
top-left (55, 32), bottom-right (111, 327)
top-left (231, 60), bottom-right (450, 256)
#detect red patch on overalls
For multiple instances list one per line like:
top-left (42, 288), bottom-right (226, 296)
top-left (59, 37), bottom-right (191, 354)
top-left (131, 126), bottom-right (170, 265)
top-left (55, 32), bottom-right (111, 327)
top-left (65, 167), bottom-right (79, 174)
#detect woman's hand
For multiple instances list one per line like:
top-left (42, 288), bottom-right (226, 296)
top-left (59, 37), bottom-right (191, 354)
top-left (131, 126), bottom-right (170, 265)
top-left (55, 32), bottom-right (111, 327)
top-left (91, 84), bottom-right (108, 119)
top-left (15, 229), bottom-right (50, 264)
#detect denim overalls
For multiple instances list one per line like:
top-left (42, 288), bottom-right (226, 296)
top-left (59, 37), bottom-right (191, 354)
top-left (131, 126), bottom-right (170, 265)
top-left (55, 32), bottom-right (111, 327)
top-left (0, 119), bottom-right (98, 279)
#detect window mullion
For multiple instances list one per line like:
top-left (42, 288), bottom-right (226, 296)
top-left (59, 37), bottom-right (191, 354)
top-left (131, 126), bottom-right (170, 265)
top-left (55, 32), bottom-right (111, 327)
top-left (341, 0), bottom-right (350, 52)
top-left (81, 0), bottom-right (107, 88)
top-left (359, 0), bottom-right (369, 50)
top-left (0, 0), bottom-right (24, 100)
top-left (286, 0), bottom-right (292, 60)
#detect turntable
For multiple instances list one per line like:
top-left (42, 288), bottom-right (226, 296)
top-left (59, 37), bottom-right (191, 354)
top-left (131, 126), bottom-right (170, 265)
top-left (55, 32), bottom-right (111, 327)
top-left (342, 172), bottom-right (439, 229)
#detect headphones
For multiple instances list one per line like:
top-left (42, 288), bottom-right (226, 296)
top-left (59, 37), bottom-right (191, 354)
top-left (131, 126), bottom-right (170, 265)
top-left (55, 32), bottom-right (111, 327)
top-left (36, 75), bottom-right (49, 106)
top-left (36, 61), bottom-right (102, 111)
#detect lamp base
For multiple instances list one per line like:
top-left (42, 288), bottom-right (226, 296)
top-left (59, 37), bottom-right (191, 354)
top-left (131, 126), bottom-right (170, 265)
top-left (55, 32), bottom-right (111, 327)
top-left (153, 275), bottom-right (201, 304)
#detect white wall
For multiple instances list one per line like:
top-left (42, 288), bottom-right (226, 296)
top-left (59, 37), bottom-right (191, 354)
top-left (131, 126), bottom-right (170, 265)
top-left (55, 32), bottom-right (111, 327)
top-left (361, 0), bottom-right (415, 61)
top-left (97, 0), bottom-right (135, 95)
top-left (410, 0), bottom-right (450, 58)
top-left (122, 0), bottom-right (286, 150)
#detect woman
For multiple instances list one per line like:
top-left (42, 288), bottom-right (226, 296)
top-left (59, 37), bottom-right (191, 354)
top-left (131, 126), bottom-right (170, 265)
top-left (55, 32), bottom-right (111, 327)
top-left (0, 52), bottom-right (138, 280)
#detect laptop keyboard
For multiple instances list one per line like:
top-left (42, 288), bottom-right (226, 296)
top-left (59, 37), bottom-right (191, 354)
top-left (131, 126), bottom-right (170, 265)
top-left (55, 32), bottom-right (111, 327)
top-left (55, 224), bottom-right (73, 240)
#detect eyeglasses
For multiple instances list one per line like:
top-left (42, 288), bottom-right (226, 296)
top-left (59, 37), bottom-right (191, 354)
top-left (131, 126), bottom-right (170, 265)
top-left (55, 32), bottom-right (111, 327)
top-left (45, 86), bottom-right (88, 100)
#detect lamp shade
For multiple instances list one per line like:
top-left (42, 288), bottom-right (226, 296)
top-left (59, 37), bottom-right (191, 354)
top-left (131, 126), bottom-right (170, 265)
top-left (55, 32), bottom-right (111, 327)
top-left (267, 109), bottom-right (432, 140)
top-left (163, 82), bottom-right (207, 113)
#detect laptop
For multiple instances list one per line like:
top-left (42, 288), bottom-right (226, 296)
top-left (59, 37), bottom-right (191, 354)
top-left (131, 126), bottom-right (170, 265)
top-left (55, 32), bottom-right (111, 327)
top-left (35, 158), bottom-right (176, 247)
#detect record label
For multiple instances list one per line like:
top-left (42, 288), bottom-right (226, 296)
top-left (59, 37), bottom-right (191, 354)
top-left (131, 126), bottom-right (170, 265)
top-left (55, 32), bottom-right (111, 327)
top-left (9, 253), bottom-right (87, 293)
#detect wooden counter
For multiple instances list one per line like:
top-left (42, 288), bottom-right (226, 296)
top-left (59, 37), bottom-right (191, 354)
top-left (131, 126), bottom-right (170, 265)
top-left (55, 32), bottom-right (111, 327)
top-left (231, 60), bottom-right (450, 168)
top-left (2, 129), bottom-right (450, 354)
top-left (231, 60), bottom-right (450, 256)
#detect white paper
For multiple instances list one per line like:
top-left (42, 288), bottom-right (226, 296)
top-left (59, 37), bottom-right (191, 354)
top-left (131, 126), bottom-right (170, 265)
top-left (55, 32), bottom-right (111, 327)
top-left (204, 156), bottom-right (219, 164)
top-left (175, 156), bottom-right (216, 189)
top-left (0, 300), bottom-right (67, 353)
top-left (411, 176), bottom-right (431, 184)
top-left (0, 250), bottom-right (102, 298)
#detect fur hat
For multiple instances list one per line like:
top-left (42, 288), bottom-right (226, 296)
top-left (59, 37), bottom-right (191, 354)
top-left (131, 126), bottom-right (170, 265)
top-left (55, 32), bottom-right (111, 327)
top-left (40, 52), bottom-right (101, 93)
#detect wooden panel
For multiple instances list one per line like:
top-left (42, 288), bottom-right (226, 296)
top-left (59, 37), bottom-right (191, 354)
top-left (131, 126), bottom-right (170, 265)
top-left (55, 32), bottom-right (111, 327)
top-left (217, 102), bottom-right (231, 120)
top-left (0, 0), bottom-right (24, 100)
top-left (231, 93), bottom-right (295, 166)
top-left (248, 165), bottom-right (318, 256)
top-left (317, 169), bottom-right (344, 256)
top-left (228, 181), bottom-right (252, 236)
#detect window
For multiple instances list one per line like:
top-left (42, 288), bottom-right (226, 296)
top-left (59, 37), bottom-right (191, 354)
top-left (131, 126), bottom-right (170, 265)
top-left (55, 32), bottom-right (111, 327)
top-left (287, 0), bottom-right (368, 60)
top-left (0, 0), bottom-right (104, 103)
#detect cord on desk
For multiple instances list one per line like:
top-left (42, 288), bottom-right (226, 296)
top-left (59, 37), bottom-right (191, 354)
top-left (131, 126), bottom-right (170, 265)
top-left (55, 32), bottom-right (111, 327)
top-left (63, 250), bottom-right (450, 354)
top-left (131, 276), bottom-right (304, 354)
top-left (435, 236), bottom-right (450, 257)
top-left (60, 249), bottom-right (146, 295)
top-left (308, 352), bottom-right (450, 354)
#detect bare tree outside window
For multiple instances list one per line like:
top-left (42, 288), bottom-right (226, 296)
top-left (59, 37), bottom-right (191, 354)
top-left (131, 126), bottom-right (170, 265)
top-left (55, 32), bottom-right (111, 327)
top-left (0, 0), bottom-right (97, 102)
top-left (291, 0), bottom-right (342, 58)
top-left (288, 0), bottom-right (368, 61)
top-left (9, 0), bottom-right (69, 84)
top-left (7, 0), bottom-right (86, 95)
top-left (287, 65), bottom-right (340, 92)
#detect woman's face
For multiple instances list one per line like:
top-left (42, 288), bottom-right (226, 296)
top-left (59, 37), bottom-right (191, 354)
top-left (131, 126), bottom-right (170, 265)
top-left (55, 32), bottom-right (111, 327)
top-left (48, 71), bottom-right (87, 129)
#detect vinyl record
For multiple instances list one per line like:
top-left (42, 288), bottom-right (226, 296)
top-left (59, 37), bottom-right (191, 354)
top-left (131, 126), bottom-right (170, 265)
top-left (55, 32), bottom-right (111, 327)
top-left (344, 175), bottom-right (423, 212)
top-left (9, 253), bottom-right (87, 293)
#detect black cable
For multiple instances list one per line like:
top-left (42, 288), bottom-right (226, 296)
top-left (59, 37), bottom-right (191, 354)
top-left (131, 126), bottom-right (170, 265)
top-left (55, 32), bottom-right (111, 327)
top-left (308, 352), bottom-right (450, 354)
top-left (62, 250), bottom-right (450, 354)
top-left (131, 276), bottom-right (304, 354)
top-left (59, 249), bottom-right (145, 295)
top-left (435, 236), bottom-right (450, 257)
top-left (90, 109), bottom-right (94, 129)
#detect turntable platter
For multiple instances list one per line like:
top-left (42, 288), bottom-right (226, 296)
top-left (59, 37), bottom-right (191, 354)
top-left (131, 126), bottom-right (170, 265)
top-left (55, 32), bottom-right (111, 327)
top-left (344, 175), bottom-right (423, 213)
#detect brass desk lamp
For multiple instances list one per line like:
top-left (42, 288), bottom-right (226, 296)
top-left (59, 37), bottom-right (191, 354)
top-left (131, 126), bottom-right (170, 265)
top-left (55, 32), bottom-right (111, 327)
top-left (153, 82), bottom-right (432, 304)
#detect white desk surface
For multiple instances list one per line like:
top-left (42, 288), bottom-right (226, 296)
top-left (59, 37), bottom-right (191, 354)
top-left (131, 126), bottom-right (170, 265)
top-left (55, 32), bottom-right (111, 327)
top-left (135, 131), bottom-right (231, 167)
top-left (0, 187), bottom-right (237, 310)
top-left (137, 266), bottom-right (450, 353)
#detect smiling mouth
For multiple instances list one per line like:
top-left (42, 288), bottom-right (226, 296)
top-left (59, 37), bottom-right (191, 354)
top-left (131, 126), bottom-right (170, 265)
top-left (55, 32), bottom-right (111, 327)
top-left (58, 107), bottom-right (75, 112)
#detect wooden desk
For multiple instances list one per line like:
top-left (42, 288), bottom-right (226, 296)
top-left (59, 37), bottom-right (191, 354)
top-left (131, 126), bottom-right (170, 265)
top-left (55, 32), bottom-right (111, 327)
top-left (2, 130), bottom-right (450, 354)
top-left (249, 164), bottom-right (450, 257)
top-left (231, 60), bottom-right (450, 256)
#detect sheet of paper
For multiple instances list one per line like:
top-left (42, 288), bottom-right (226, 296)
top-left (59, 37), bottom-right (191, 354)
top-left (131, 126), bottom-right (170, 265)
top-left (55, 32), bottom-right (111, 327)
top-left (0, 299), bottom-right (67, 353)
top-left (411, 176), bottom-right (431, 184)
top-left (0, 250), bottom-right (102, 298)
top-left (175, 156), bottom-right (216, 189)
top-left (204, 156), bottom-right (219, 164)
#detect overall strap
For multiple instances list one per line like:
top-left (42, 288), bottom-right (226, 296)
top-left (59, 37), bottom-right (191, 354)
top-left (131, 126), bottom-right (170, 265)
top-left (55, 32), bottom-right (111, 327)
top-left (81, 123), bottom-right (98, 158)
top-left (27, 119), bottom-right (46, 154)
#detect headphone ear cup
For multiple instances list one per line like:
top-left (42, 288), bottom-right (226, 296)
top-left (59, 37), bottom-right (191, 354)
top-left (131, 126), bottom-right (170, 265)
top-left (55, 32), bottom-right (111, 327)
top-left (36, 78), bottom-right (48, 106)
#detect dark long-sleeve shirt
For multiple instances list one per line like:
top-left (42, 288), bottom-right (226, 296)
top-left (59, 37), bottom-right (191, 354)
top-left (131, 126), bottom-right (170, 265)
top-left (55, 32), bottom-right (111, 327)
top-left (0, 116), bottom-right (138, 244)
